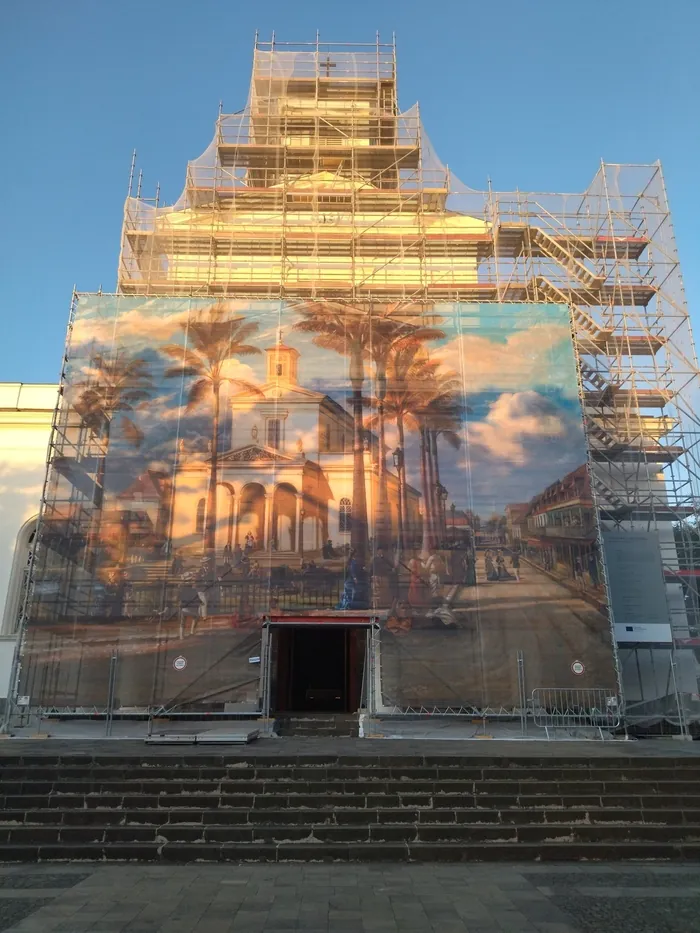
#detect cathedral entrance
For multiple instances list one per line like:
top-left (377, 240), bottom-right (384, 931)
top-left (271, 624), bottom-right (367, 713)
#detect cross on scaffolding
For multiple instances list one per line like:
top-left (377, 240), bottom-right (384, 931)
top-left (321, 54), bottom-right (336, 78)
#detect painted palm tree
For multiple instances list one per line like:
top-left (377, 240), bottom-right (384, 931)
top-left (365, 314), bottom-right (445, 552)
top-left (379, 342), bottom-right (463, 554)
top-left (377, 342), bottom-right (438, 553)
top-left (74, 353), bottom-right (153, 509)
top-left (424, 393), bottom-right (464, 546)
top-left (72, 353), bottom-right (152, 573)
top-left (294, 302), bottom-right (444, 563)
top-left (162, 303), bottom-right (261, 560)
top-left (293, 302), bottom-right (373, 564)
top-left (414, 369), bottom-right (463, 553)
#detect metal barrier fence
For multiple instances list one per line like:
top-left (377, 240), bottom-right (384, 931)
top-left (531, 687), bottom-right (621, 739)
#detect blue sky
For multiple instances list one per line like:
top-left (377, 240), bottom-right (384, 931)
top-left (1, 0), bottom-right (698, 384)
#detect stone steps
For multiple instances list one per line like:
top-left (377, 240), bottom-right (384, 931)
top-left (2, 767), bottom-right (699, 781)
top-left (2, 753), bottom-right (700, 861)
top-left (275, 714), bottom-right (359, 737)
top-left (1, 841), bottom-right (700, 862)
top-left (5, 779), bottom-right (700, 793)
top-left (3, 818), bottom-right (700, 841)
top-left (4, 806), bottom-right (700, 825)
top-left (4, 805), bottom-right (698, 826)
top-left (4, 794), bottom-right (700, 809)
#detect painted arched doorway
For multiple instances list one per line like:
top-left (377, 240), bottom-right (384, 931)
top-left (237, 483), bottom-right (265, 549)
top-left (215, 483), bottom-right (235, 551)
top-left (272, 484), bottom-right (297, 552)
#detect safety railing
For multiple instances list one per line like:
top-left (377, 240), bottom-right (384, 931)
top-left (531, 687), bottom-right (621, 739)
top-left (217, 115), bottom-right (421, 148)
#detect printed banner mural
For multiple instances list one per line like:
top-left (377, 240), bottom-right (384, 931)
top-left (20, 297), bottom-right (619, 712)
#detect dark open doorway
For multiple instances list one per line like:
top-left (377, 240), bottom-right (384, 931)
top-left (273, 625), bottom-right (366, 713)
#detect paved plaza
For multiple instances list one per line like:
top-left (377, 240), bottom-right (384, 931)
top-left (1, 861), bottom-right (700, 933)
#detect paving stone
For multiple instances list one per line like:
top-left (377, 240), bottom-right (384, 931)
top-left (0, 898), bottom-right (52, 932)
top-left (0, 874), bottom-right (90, 890)
top-left (554, 894), bottom-right (700, 932)
top-left (2, 849), bottom-right (700, 930)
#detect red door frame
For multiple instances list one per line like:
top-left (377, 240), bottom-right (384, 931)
top-left (266, 616), bottom-right (373, 713)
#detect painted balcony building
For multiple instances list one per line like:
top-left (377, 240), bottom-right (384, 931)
top-left (4, 37), bottom-right (700, 733)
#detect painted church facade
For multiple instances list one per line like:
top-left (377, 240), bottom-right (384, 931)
top-left (170, 339), bottom-right (421, 557)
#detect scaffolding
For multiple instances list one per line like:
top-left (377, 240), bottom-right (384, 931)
top-left (24, 35), bottom-right (687, 726)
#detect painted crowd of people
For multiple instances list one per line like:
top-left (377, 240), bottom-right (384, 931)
top-left (483, 548), bottom-right (520, 582)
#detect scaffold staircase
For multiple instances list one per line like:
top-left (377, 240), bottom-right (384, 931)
top-left (531, 229), bottom-right (606, 292)
top-left (591, 476), bottom-right (631, 513)
top-left (579, 362), bottom-right (616, 398)
top-left (534, 277), bottom-right (613, 347)
top-left (584, 416), bottom-right (627, 455)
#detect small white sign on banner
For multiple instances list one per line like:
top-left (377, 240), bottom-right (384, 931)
top-left (173, 656), bottom-right (187, 672)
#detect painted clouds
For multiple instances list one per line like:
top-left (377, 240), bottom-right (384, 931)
top-left (435, 307), bottom-right (587, 513)
top-left (436, 321), bottom-right (575, 396)
top-left (468, 391), bottom-right (568, 465)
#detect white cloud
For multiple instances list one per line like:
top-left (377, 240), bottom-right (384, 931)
top-left (134, 360), bottom-right (260, 423)
top-left (146, 460), bottom-right (172, 474)
top-left (71, 298), bottom-right (275, 354)
top-left (466, 391), bottom-right (567, 465)
top-left (71, 307), bottom-right (192, 349)
top-left (436, 323), bottom-right (574, 394)
top-left (219, 359), bottom-right (259, 393)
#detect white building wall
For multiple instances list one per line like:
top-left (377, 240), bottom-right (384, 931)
top-left (0, 384), bottom-right (57, 635)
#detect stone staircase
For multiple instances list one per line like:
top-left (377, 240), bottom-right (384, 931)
top-left (275, 714), bottom-right (360, 738)
top-left (2, 753), bottom-right (700, 862)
